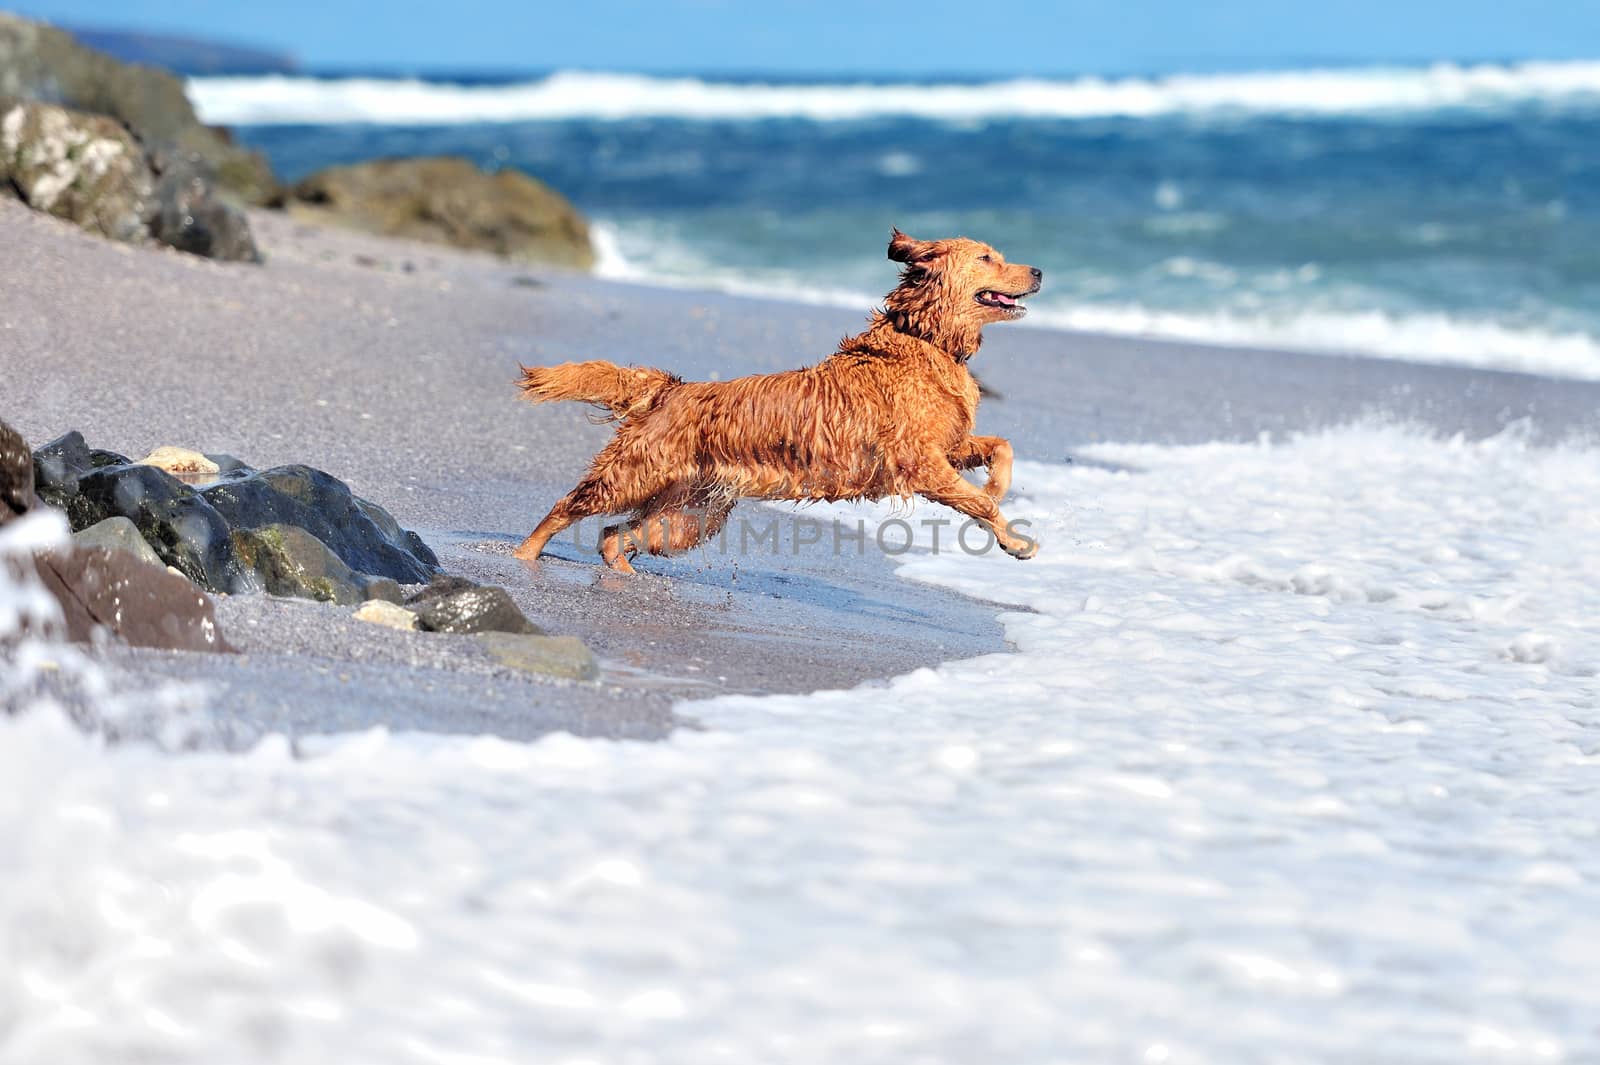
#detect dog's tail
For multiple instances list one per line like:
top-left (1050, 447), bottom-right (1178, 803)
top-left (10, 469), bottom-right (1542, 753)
top-left (517, 360), bottom-right (681, 420)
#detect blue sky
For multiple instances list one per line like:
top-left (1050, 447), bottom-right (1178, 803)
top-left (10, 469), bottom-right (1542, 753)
top-left (11, 0), bottom-right (1599, 75)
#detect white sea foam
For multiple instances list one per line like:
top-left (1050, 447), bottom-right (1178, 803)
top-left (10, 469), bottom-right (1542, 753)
top-left (3, 426), bottom-right (1599, 1061)
top-left (189, 61), bottom-right (1600, 126)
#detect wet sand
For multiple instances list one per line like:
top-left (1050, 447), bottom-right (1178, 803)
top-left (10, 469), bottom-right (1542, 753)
top-left (4, 198), bottom-right (1598, 741)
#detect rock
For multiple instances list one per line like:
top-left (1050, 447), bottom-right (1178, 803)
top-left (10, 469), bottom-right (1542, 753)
top-left (288, 156), bottom-right (595, 270)
top-left (70, 463), bottom-right (247, 592)
top-left (1, 417), bottom-right (34, 523)
top-left (146, 146), bottom-right (260, 262)
top-left (72, 516), bottom-right (164, 568)
top-left (31, 433), bottom-right (436, 608)
top-left (200, 465), bottom-right (439, 584)
top-left (33, 544), bottom-right (234, 652)
top-left (354, 599), bottom-right (418, 632)
top-left (203, 453), bottom-right (254, 477)
top-left (0, 97), bottom-right (261, 260)
top-left (0, 14), bottom-right (279, 204)
top-left (135, 445), bottom-right (221, 479)
top-left (0, 98), bottom-right (154, 243)
top-left (480, 632), bottom-right (599, 681)
top-left (31, 430), bottom-right (131, 512)
top-left (405, 575), bottom-right (542, 635)
top-left (230, 523), bottom-right (402, 605)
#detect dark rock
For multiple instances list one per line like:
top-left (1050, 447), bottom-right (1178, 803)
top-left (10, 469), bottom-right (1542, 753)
top-left (147, 146), bottom-right (260, 262)
top-left (288, 156), bottom-right (595, 270)
top-left (72, 463), bottom-right (247, 592)
top-left (0, 14), bottom-right (279, 204)
top-left (72, 515), bottom-right (164, 568)
top-left (200, 465), bottom-right (438, 584)
top-left (203, 453), bottom-right (254, 477)
top-left (0, 98), bottom-right (155, 243)
top-left (29, 433), bottom-right (433, 608)
top-left (90, 448), bottom-right (132, 468)
top-left (31, 430), bottom-right (127, 512)
top-left (405, 575), bottom-right (541, 635)
top-left (1, 417), bottom-right (34, 523)
top-left (33, 544), bottom-right (234, 652)
top-left (480, 632), bottom-right (599, 681)
top-left (230, 523), bottom-right (402, 605)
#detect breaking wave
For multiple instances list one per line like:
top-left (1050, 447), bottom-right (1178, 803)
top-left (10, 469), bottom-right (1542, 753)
top-left (191, 61), bottom-right (1600, 126)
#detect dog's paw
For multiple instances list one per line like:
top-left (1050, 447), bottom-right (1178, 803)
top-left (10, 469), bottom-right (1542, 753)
top-left (1003, 539), bottom-right (1039, 561)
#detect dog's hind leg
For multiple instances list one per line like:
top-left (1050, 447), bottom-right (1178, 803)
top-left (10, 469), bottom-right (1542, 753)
top-left (599, 486), bottom-right (734, 573)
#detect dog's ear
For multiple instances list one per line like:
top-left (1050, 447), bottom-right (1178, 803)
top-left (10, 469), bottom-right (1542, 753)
top-left (887, 228), bottom-right (939, 265)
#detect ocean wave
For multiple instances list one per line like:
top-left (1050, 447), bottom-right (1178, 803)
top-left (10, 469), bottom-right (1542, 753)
top-left (189, 62), bottom-right (1600, 126)
top-left (1029, 304), bottom-right (1600, 380)
top-left (590, 227), bottom-right (1600, 380)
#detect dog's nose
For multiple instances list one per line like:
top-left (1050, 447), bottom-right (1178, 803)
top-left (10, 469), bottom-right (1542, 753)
top-left (1030, 267), bottom-right (1043, 282)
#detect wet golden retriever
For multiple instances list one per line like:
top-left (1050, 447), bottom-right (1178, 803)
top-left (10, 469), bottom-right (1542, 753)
top-left (514, 229), bottom-right (1041, 572)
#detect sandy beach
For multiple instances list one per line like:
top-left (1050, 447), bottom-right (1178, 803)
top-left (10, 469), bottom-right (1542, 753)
top-left (4, 196), bottom-right (1597, 744)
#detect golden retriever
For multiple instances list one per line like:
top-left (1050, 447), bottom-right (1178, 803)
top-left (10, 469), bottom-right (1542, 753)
top-left (513, 229), bottom-right (1040, 572)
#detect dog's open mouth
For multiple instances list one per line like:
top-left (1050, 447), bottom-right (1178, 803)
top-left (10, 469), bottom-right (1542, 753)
top-left (975, 290), bottom-right (1030, 315)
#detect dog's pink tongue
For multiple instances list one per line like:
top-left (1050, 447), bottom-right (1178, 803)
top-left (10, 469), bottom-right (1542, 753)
top-left (992, 292), bottom-right (1016, 306)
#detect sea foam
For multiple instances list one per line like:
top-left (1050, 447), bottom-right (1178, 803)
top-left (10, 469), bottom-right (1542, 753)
top-left (190, 61), bottom-right (1600, 126)
top-left (3, 426), bottom-right (1598, 1061)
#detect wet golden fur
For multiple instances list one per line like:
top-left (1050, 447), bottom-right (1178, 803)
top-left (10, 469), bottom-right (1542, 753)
top-left (514, 229), bottom-right (1042, 572)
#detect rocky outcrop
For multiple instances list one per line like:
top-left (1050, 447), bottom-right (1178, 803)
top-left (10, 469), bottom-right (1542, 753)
top-left (33, 433), bottom-right (440, 596)
top-left (2, 418), bottom-right (232, 654)
top-left (0, 98), bottom-right (260, 261)
top-left (0, 13), bottom-right (277, 204)
top-left (288, 156), bottom-right (595, 270)
top-left (19, 427), bottom-right (595, 677)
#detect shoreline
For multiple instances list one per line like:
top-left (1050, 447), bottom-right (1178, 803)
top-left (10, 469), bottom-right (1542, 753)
top-left (5, 198), bottom-right (1599, 743)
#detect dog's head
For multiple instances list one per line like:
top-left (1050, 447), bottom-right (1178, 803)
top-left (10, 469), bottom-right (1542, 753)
top-left (882, 229), bottom-right (1042, 358)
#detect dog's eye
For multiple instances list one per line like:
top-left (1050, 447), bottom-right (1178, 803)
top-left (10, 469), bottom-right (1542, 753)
top-left (979, 254), bottom-right (993, 263)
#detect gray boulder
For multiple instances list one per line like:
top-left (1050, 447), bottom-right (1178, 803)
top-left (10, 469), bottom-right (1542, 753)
top-left (72, 515), bottom-right (165, 568)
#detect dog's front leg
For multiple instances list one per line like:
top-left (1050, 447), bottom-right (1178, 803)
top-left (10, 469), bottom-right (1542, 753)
top-left (916, 458), bottom-right (1036, 560)
top-left (948, 434), bottom-right (1014, 502)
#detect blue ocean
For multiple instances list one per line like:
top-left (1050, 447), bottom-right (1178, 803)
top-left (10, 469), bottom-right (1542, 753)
top-left (192, 64), bottom-right (1600, 378)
